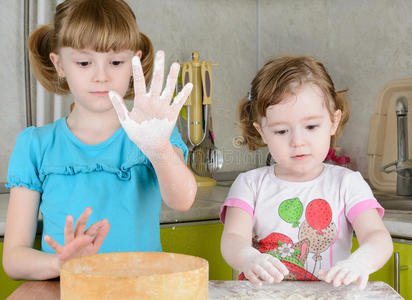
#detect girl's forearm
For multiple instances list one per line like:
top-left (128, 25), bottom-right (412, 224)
top-left (221, 232), bottom-right (258, 271)
top-left (354, 229), bottom-right (393, 271)
top-left (3, 246), bottom-right (60, 280)
top-left (148, 143), bottom-right (197, 211)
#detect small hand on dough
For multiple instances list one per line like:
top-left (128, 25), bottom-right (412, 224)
top-left (109, 50), bottom-right (192, 157)
top-left (241, 252), bottom-right (289, 286)
top-left (319, 246), bottom-right (376, 290)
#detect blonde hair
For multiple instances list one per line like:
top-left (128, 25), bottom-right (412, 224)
top-left (239, 55), bottom-right (350, 151)
top-left (28, 0), bottom-right (153, 99)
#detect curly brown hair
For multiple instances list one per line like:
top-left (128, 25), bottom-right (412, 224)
top-left (239, 55), bottom-right (349, 150)
top-left (28, 0), bottom-right (153, 99)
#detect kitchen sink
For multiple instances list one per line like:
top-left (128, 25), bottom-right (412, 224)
top-left (378, 199), bottom-right (412, 211)
top-left (374, 190), bottom-right (412, 211)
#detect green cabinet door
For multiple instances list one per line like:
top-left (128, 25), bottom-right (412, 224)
top-left (0, 241), bottom-right (25, 299)
top-left (160, 222), bottom-right (233, 280)
top-left (352, 237), bottom-right (412, 300)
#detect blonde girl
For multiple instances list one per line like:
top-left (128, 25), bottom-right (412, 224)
top-left (3, 0), bottom-right (196, 280)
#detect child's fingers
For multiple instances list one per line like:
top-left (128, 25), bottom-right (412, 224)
top-left (44, 235), bottom-right (62, 253)
top-left (64, 215), bottom-right (74, 245)
top-left (244, 269), bottom-right (263, 286)
top-left (332, 269), bottom-right (349, 287)
top-left (343, 271), bottom-right (358, 286)
top-left (132, 55), bottom-right (146, 98)
top-left (318, 269), bottom-right (327, 279)
top-left (171, 82), bottom-right (193, 115)
top-left (268, 256), bottom-right (289, 276)
top-left (264, 262), bottom-right (285, 283)
top-left (109, 90), bottom-right (129, 122)
top-left (92, 220), bottom-right (111, 251)
top-left (85, 220), bottom-right (106, 237)
top-left (322, 266), bottom-right (340, 283)
top-left (59, 235), bottom-right (93, 261)
top-left (160, 62), bottom-right (180, 101)
top-left (149, 50), bottom-right (165, 97)
top-left (254, 264), bottom-right (275, 283)
top-left (74, 207), bottom-right (92, 237)
top-left (357, 275), bottom-right (368, 290)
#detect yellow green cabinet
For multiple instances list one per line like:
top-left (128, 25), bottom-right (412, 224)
top-left (160, 221), bottom-right (232, 280)
top-left (352, 237), bottom-right (412, 300)
top-left (0, 241), bottom-right (24, 299)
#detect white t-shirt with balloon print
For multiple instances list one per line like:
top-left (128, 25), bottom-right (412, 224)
top-left (220, 164), bottom-right (384, 281)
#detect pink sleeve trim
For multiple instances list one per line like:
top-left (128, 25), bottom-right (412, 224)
top-left (347, 199), bottom-right (384, 224)
top-left (220, 198), bottom-right (254, 224)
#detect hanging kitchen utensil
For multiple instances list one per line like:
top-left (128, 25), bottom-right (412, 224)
top-left (180, 51), bottom-right (223, 186)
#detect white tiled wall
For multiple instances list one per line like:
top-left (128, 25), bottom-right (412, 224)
top-left (259, 0), bottom-right (412, 176)
top-left (2, 0), bottom-right (412, 182)
top-left (0, 1), bottom-right (26, 183)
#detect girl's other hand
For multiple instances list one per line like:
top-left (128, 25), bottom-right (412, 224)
top-left (44, 207), bottom-right (110, 267)
top-left (318, 258), bottom-right (373, 290)
top-left (241, 252), bottom-right (289, 286)
top-left (109, 50), bottom-right (193, 157)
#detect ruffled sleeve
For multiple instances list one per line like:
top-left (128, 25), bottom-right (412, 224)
top-left (6, 127), bottom-right (43, 193)
top-left (170, 126), bottom-right (188, 162)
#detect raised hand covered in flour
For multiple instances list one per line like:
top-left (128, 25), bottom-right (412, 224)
top-left (108, 50), bottom-right (193, 157)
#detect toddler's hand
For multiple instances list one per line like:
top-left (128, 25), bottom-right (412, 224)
top-left (44, 207), bottom-right (110, 267)
top-left (241, 252), bottom-right (289, 286)
top-left (109, 50), bottom-right (193, 158)
top-left (318, 257), bottom-right (374, 290)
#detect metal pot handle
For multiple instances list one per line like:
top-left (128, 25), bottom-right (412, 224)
top-left (394, 252), bottom-right (400, 293)
top-left (382, 161), bottom-right (397, 174)
top-left (394, 251), bottom-right (409, 294)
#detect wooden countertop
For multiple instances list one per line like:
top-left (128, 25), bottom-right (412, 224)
top-left (7, 280), bottom-right (403, 299)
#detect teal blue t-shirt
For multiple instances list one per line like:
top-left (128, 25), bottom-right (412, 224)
top-left (6, 117), bottom-right (188, 253)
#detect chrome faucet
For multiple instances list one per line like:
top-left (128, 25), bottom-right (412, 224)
top-left (382, 96), bottom-right (412, 195)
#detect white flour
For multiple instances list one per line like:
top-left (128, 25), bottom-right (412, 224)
top-left (208, 281), bottom-right (402, 300)
top-left (122, 117), bottom-right (172, 151)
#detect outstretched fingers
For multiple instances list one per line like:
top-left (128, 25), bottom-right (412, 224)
top-left (132, 55), bottom-right (146, 99)
top-left (92, 220), bottom-right (111, 251)
top-left (74, 207), bottom-right (92, 237)
top-left (161, 62), bottom-right (180, 101)
top-left (149, 51), bottom-right (165, 97)
top-left (44, 235), bottom-right (63, 253)
top-left (171, 82), bottom-right (193, 115)
top-left (109, 90), bottom-right (129, 122)
top-left (64, 215), bottom-right (74, 245)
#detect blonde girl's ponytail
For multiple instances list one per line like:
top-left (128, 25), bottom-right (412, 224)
top-left (139, 32), bottom-right (154, 87)
top-left (28, 24), bottom-right (69, 95)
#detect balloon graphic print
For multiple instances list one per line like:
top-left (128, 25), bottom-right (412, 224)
top-left (279, 198), bottom-right (303, 227)
top-left (305, 199), bottom-right (332, 234)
